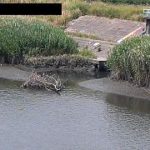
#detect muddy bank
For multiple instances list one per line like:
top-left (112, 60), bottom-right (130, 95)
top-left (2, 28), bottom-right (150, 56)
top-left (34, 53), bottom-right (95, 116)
top-left (0, 55), bottom-right (98, 82)
top-left (0, 65), bottom-right (30, 81)
top-left (79, 78), bottom-right (150, 100)
top-left (1, 65), bottom-right (149, 101)
top-left (24, 55), bottom-right (96, 75)
top-left (0, 64), bottom-right (96, 82)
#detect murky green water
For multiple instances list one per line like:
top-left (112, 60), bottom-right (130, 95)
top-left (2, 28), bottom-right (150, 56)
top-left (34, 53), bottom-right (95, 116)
top-left (0, 74), bottom-right (150, 150)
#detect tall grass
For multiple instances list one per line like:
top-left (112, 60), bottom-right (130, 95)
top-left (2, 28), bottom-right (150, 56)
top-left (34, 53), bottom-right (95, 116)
top-left (102, 0), bottom-right (150, 5)
top-left (49, 0), bottom-right (145, 26)
top-left (0, 0), bottom-right (146, 26)
top-left (107, 36), bottom-right (150, 88)
top-left (0, 17), bottom-right (78, 63)
top-left (78, 47), bottom-right (96, 58)
top-left (88, 2), bottom-right (144, 21)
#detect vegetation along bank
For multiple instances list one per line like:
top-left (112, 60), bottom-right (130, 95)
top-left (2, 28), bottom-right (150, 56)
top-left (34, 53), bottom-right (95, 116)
top-left (0, 17), bottom-right (97, 75)
top-left (107, 36), bottom-right (150, 88)
top-left (0, 0), bottom-right (148, 27)
top-left (0, 17), bottom-right (78, 64)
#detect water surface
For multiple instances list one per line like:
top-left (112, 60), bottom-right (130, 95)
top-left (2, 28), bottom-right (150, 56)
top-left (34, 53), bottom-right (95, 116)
top-left (0, 76), bottom-right (150, 150)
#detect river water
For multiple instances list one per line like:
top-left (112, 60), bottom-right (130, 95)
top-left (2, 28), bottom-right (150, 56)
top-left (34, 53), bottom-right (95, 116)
top-left (0, 74), bottom-right (150, 150)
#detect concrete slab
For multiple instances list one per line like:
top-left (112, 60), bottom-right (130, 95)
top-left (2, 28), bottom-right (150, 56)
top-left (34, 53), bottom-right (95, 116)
top-left (66, 16), bottom-right (145, 61)
top-left (66, 15), bottom-right (145, 43)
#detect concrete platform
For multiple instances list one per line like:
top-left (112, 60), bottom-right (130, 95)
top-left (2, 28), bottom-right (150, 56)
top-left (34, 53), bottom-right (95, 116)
top-left (66, 15), bottom-right (145, 43)
top-left (66, 16), bottom-right (145, 62)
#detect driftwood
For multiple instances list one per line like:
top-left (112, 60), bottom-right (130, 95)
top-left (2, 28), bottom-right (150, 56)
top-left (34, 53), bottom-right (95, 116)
top-left (21, 71), bottom-right (63, 93)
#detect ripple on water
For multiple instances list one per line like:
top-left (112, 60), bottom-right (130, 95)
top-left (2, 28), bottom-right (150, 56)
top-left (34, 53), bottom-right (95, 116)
top-left (0, 78), bottom-right (150, 150)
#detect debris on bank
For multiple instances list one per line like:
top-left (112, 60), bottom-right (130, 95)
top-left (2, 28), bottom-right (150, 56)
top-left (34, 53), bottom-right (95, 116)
top-left (21, 72), bottom-right (63, 93)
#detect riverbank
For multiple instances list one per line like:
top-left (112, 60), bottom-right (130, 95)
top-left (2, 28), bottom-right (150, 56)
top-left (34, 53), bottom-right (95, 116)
top-left (0, 54), bottom-right (98, 82)
top-left (1, 65), bottom-right (149, 101)
top-left (0, 63), bottom-right (96, 82)
top-left (79, 78), bottom-right (150, 100)
top-left (24, 55), bottom-right (96, 75)
top-left (0, 65), bottom-right (30, 81)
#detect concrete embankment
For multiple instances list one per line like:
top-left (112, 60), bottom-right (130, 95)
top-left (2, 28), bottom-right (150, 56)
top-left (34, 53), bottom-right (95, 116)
top-left (79, 78), bottom-right (150, 100)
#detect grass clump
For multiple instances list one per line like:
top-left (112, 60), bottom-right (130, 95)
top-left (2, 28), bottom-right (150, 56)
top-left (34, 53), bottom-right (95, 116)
top-left (78, 47), bottom-right (96, 58)
top-left (0, 17), bottom-right (78, 63)
top-left (107, 36), bottom-right (150, 88)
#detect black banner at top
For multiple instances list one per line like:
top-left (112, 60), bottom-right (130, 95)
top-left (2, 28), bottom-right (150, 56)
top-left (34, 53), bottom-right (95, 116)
top-left (0, 3), bottom-right (62, 15)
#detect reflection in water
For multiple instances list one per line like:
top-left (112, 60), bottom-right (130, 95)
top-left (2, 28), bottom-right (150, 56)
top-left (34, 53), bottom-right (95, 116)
top-left (106, 93), bottom-right (150, 113)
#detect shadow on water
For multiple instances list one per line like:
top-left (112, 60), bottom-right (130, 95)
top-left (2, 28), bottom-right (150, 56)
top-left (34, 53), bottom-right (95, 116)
top-left (106, 93), bottom-right (150, 113)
